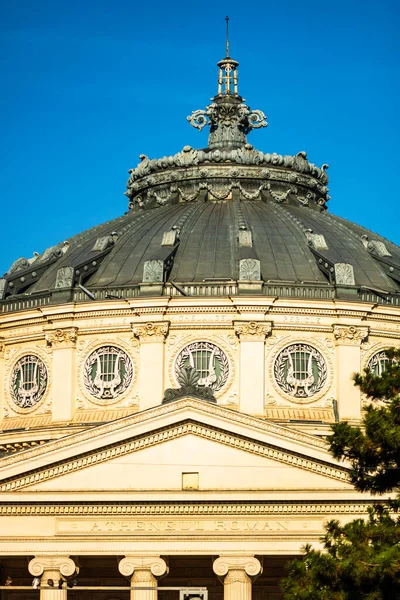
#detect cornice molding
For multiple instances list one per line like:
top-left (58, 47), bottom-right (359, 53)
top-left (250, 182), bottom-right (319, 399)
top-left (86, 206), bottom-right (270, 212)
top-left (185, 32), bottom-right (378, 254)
top-left (0, 501), bottom-right (374, 516)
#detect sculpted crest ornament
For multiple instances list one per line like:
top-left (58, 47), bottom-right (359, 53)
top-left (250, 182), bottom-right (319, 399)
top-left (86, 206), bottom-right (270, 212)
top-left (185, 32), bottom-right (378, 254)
top-left (274, 343), bottom-right (327, 399)
top-left (10, 355), bottom-right (48, 408)
top-left (83, 346), bottom-right (133, 400)
top-left (175, 341), bottom-right (229, 391)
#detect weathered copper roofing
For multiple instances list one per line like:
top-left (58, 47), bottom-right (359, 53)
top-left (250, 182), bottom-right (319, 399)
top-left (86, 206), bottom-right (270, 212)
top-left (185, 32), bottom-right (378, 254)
top-left (2, 53), bottom-right (400, 312)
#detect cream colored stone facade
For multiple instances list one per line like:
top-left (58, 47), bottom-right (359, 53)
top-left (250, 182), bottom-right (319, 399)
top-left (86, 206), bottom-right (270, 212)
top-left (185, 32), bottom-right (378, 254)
top-left (0, 295), bottom-right (398, 598)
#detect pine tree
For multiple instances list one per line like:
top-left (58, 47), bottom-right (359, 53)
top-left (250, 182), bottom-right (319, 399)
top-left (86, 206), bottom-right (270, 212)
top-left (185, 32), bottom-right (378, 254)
top-left (281, 348), bottom-right (400, 600)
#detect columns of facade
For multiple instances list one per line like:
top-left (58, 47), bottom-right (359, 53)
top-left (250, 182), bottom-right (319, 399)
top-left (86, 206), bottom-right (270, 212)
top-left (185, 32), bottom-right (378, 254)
top-left (132, 322), bottom-right (169, 410)
top-left (234, 321), bottom-right (272, 415)
top-left (118, 556), bottom-right (168, 600)
top-left (333, 325), bottom-right (369, 422)
top-left (28, 556), bottom-right (76, 600)
top-left (44, 327), bottom-right (78, 422)
top-left (213, 556), bottom-right (262, 600)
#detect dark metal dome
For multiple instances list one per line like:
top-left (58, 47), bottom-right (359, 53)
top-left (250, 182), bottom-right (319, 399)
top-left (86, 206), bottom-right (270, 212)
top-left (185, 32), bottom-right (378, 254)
top-left (2, 52), bottom-right (400, 313)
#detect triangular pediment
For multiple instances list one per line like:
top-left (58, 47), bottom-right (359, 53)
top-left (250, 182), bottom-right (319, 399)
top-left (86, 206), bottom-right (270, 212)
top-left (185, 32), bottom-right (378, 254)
top-left (0, 398), bottom-right (351, 494)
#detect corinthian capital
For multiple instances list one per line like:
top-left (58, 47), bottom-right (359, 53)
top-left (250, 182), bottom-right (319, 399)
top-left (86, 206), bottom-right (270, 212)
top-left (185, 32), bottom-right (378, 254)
top-left (333, 325), bottom-right (369, 345)
top-left (213, 555), bottom-right (262, 580)
top-left (234, 321), bottom-right (272, 341)
top-left (29, 556), bottom-right (76, 578)
top-left (132, 321), bottom-right (170, 342)
top-left (118, 556), bottom-right (168, 579)
top-left (45, 327), bottom-right (78, 348)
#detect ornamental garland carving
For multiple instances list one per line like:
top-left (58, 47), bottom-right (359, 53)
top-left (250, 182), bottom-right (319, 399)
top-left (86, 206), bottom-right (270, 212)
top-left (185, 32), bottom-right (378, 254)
top-left (268, 337), bottom-right (333, 404)
top-left (174, 341), bottom-right (229, 391)
top-left (274, 343), bottom-right (327, 399)
top-left (333, 325), bottom-right (369, 345)
top-left (78, 339), bottom-right (137, 407)
top-left (168, 334), bottom-right (236, 398)
top-left (9, 354), bottom-right (48, 410)
top-left (83, 346), bottom-right (133, 401)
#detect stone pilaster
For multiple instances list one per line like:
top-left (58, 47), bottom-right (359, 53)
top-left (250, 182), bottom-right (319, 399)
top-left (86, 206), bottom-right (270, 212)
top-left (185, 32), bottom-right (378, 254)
top-left (0, 339), bottom-right (5, 420)
top-left (234, 321), bottom-right (272, 415)
top-left (44, 327), bottom-right (78, 422)
top-left (132, 322), bottom-right (169, 411)
top-left (333, 325), bottom-right (369, 422)
top-left (118, 556), bottom-right (168, 600)
top-left (28, 556), bottom-right (76, 600)
top-left (213, 556), bottom-right (262, 600)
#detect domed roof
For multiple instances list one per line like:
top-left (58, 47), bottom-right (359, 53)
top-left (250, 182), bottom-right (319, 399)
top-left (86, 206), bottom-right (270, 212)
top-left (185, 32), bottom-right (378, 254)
top-left (1, 51), bottom-right (400, 312)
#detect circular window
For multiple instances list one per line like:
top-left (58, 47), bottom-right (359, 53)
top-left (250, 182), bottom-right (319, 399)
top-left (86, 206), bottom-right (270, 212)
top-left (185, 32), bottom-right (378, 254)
top-left (83, 346), bottom-right (133, 399)
top-left (367, 350), bottom-right (395, 376)
top-left (10, 355), bottom-right (48, 408)
top-left (175, 341), bottom-right (229, 391)
top-left (274, 343), bottom-right (327, 399)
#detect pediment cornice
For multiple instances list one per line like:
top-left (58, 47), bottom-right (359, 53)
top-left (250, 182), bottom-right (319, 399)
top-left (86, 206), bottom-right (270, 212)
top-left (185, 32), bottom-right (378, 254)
top-left (0, 416), bottom-right (350, 492)
top-left (0, 398), bottom-right (329, 470)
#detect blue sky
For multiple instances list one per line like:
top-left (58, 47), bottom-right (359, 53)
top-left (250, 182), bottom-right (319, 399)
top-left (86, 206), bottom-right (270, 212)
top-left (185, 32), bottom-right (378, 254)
top-left (1, 0), bottom-right (398, 275)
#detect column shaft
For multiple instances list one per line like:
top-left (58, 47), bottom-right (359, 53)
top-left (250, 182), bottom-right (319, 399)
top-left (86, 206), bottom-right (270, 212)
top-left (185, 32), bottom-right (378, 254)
top-left (223, 568), bottom-right (252, 600)
top-left (131, 569), bottom-right (157, 600)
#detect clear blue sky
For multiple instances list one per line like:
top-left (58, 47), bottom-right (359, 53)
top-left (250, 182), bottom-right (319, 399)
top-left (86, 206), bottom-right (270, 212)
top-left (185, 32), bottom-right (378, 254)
top-left (1, 0), bottom-right (398, 275)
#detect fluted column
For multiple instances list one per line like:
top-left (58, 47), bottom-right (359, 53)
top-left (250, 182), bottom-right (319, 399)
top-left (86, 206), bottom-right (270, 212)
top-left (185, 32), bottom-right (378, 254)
top-left (132, 322), bottom-right (169, 410)
top-left (213, 556), bottom-right (262, 600)
top-left (119, 556), bottom-right (168, 600)
top-left (234, 321), bottom-right (272, 415)
top-left (28, 556), bottom-right (76, 600)
top-left (333, 325), bottom-right (368, 422)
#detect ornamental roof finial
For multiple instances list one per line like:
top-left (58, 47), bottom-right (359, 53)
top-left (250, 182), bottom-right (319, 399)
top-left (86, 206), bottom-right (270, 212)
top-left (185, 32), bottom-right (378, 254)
top-left (225, 15), bottom-right (230, 58)
top-left (187, 19), bottom-right (268, 150)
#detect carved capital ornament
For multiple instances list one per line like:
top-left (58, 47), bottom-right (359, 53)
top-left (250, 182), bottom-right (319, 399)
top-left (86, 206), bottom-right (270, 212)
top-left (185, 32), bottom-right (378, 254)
top-left (118, 556), bottom-right (168, 579)
top-left (45, 327), bottom-right (78, 348)
top-left (29, 556), bottom-right (76, 578)
top-left (333, 325), bottom-right (369, 345)
top-left (234, 321), bottom-right (272, 340)
top-left (132, 321), bottom-right (170, 342)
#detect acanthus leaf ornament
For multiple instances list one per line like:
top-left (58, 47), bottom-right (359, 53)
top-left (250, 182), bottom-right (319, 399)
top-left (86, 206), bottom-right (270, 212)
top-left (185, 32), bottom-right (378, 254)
top-left (45, 327), bottom-right (78, 348)
top-left (234, 321), bottom-right (272, 340)
top-left (333, 325), bottom-right (369, 345)
top-left (132, 321), bottom-right (170, 341)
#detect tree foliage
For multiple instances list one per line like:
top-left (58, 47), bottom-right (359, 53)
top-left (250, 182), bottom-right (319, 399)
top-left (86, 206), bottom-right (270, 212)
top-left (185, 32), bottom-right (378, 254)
top-left (281, 349), bottom-right (400, 600)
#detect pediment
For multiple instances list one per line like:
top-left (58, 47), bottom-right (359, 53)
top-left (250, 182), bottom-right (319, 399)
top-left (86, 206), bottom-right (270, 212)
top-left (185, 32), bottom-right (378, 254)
top-left (0, 398), bottom-right (351, 493)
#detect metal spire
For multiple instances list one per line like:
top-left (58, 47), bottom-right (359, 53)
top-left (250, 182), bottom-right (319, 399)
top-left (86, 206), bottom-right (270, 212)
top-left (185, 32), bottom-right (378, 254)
top-left (225, 15), bottom-right (230, 57)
